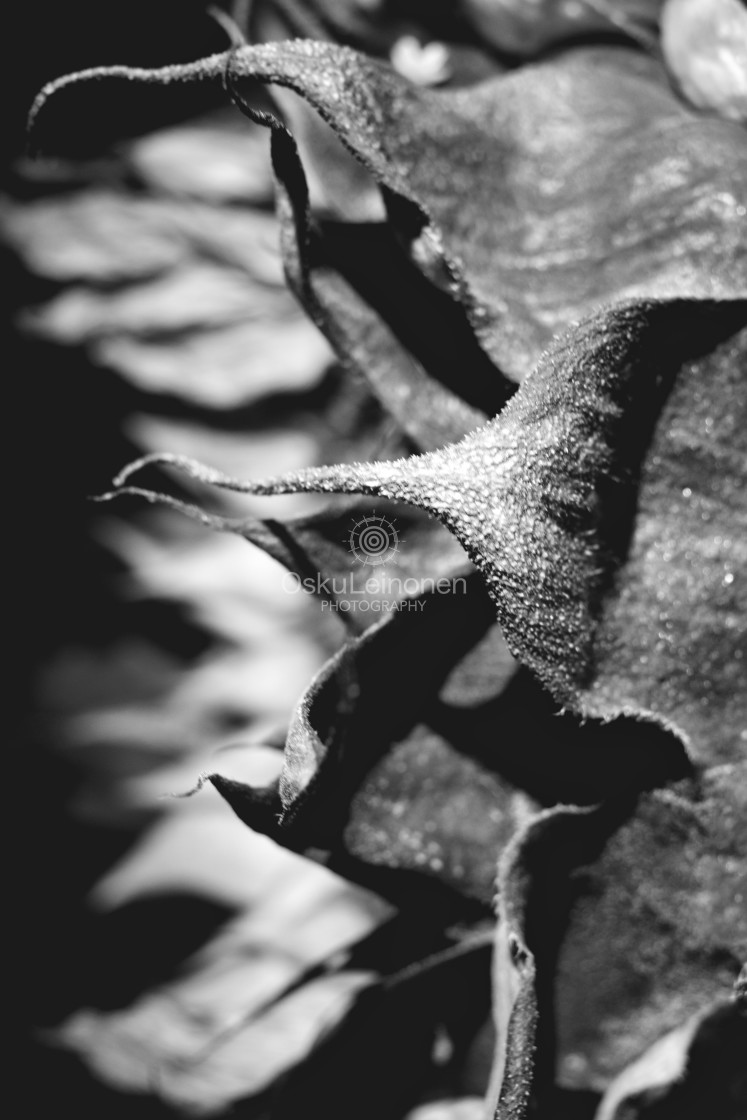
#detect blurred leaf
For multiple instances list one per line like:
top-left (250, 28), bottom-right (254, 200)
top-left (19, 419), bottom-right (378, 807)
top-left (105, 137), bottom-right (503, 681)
top-left (62, 970), bottom-right (374, 1114)
top-left (37, 516), bottom-right (328, 823)
top-left (18, 257), bottom-right (330, 407)
top-left (268, 931), bottom-right (493, 1120)
top-left (60, 838), bottom-right (389, 1112)
top-left (128, 110), bottom-right (275, 203)
top-left (98, 316), bottom-right (330, 409)
top-left (5, 156), bottom-right (333, 409)
top-left (595, 998), bottom-right (747, 1120)
top-left (4, 192), bottom-right (187, 282)
top-left (5, 191), bottom-right (285, 286)
top-left (406, 1102), bottom-right (484, 1120)
top-left (460, 0), bottom-right (661, 55)
top-left (661, 0), bottom-right (747, 123)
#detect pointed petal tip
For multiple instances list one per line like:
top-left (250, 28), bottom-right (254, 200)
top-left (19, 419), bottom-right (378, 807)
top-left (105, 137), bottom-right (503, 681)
top-left (27, 52), bottom-right (230, 151)
top-left (159, 773), bottom-right (213, 800)
top-left (208, 773), bottom-right (283, 837)
top-left (89, 485), bottom-right (179, 511)
top-left (112, 453), bottom-right (179, 488)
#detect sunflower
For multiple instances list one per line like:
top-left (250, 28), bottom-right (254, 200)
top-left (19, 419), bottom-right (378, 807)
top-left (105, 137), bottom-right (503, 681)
top-left (19, 2), bottom-right (747, 1117)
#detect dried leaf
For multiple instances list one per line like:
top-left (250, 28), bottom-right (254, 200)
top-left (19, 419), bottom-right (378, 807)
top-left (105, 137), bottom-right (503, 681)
top-left (109, 489), bottom-right (467, 633)
top-left (487, 772), bottom-right (745, 1116)
top-left (206, 575), bottom-right (522, 906)
top-left (23, 23), bottom-right (747, 1120)
top-left (488, 766), bottom-right (746, 1114)
top-left (488, 803), bottom-right (606, 1118)
top-left (215, 40), bottom-right (747, 379)
top-left (553, 763), bottom-right (746, 1092)
top-left (204, 576), bottom-right (687, 906)
top-left (114, 300), bottom-right (747, 765)
top-left (34, 39), bottom-right (747, 418)
top-left (240, 87), bottom-right (496, 449)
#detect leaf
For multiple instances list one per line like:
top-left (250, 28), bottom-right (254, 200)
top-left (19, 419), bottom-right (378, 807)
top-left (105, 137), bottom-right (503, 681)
top-left (7, 108), bottom-right (337, 410)
top-left (99, 316), bottom-right (330, 409)
top-left (459, 0), bottom-right (661, 56)
top-left (26, 53), bottom-right (496, 452)
top-left (26, 261), bottom-right (279, 337)
top-left (553, 763), bottom-right (746, 1093)
top-left (488, 803), bottom-right (604, 1119)
top-left (7, 186), bottom-right (334, 409)
top-left (203, 572), bottom-right (687, 908)
top-left (109, 485), bottom-right (469, 634)
top-left (128, 109), bottom-right (275, 203)
top-left (207, 575), bottom-right (522, 907)
top-left (228, 24), bottom-right (509, 447)
top-left (594, 997), bottom-right (747, 1120)
top-left (60, 847), bottom-right (389, 1112)
top-left (4, 190), bottom-right (287, 288)
top-left (23, 27), bottom-right (747, 1120)
top-left (340, 725), bottom-right (525, 907)
top-left (218, 39), bottom-right (747, 380)
top-left (268, 932), bottom-right (494, 1120)
top-left (661, 0), bottom-right (747, 123)
top-left (278, 210), bottom-right (495, 449)
top-left (406, 1102), bottom-right (484, 1120)
top-left (33, 39), bottom-right (747, 430)
top-left (239, 93), bottom-right (496, 450)
top-left (113, 299), bottom-right (747, 765)
top-left (61, 971), bottom-right (374, 1114)
top-left (3, 191), bottom-right (189, 283)
top-left (255, 0), bottom-right (508, 80)
top-left (488, 765), bottom-right (746, 1114)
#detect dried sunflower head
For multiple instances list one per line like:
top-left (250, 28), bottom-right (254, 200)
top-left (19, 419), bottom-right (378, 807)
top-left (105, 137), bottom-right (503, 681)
top-left (24, 1), bottom-right (747, 1117)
